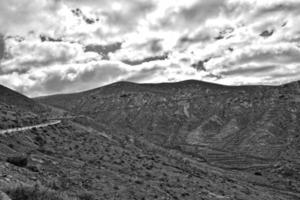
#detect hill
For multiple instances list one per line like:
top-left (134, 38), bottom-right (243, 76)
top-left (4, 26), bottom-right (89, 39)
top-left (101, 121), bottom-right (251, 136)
top-left (37, 80), bottom-right (300, 195)
top-left (0, 85), bottom-right (49, 129)
top-left (0, 81), bottom-right (299, 199)
top-left (0, 85), bottom-right (44, 112)
top-left (36, 80), bottom-right (300, 159)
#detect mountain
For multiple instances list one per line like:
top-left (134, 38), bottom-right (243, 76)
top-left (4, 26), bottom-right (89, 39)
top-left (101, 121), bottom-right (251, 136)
top-left (0, 85), bottom-right (33, 109)
top-left (1, 81), bottom-right (300, 199)
top-left (37, 80), bottom-right (300, 195)
top-left (0, 85), bottom-right (48, 129)
top-left (0, 85), bottom-right (46, 113)
top-left (36, 80), bottom-right (300, 159)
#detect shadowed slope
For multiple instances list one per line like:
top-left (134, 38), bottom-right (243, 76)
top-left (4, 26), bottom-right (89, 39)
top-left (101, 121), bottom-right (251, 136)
top-left (0, 85), bottom-right (48, 129)
top-left (0, 85), bottom-right (45, 113)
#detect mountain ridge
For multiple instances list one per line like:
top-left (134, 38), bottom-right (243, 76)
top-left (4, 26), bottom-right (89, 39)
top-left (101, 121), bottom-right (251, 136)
top-left (35, 79), bottom-right (300, 101)
top-left (1, 80), bottom-right (300, 199)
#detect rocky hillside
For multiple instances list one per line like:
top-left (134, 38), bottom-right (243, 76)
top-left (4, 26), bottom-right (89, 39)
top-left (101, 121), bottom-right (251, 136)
top-left (0, 113), bottom-right (299, 200)
top-left (0, 81), bottom-right (299, 199)
top-left (0, 85), bottom-right (45, 113)
top-left (0, 85), bottom-right (49, 129)
top-left (37, 80), bottom-right (300, 160)
top-left (37, 80), bottom-right (300, 195)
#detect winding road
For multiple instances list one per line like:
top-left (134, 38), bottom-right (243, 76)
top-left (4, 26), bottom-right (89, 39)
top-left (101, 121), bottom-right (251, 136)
top-left (0, 120), bottom-right (61, 135)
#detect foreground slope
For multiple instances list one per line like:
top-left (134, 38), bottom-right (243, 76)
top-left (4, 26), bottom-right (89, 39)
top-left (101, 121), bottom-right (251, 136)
top-left (37, 80), bottom-right (300, 194)
top-left (2, 119), bottom-right (298, 200)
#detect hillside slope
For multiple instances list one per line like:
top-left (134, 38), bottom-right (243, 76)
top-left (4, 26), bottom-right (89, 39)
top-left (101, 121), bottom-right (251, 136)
top-left (0, 85), bottom-right (48, 129)
top-left (0, 85), bottom-right (44, 112)
top-left (2, 84), bottom-right (299, 199)
top-left (36, 80), bottom-right (300, 159)
top-left (37, 80), bottom-right (300, 194)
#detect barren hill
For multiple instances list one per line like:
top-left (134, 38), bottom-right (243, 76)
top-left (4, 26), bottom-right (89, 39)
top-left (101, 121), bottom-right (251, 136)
top-left (0, 85), bottom-right (43, 112)
top-left (37, 80), bottom-right (300, 160)
top-left (0, 85), bottom-right (48, 129)
top-left (37, 80), bottom-right (300, 195)
top-left (0, 81), bottom-right (299, 200)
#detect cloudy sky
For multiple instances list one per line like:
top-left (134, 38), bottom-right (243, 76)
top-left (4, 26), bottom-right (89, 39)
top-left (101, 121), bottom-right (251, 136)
top-left (0, 0), bottom-right (300, 97)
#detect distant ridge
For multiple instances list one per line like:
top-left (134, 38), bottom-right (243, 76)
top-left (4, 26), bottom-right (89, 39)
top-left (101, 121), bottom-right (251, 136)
top-left (36, 79), bottom-right (300, 100)
top-left (0, 84), bottom-right (44, 112)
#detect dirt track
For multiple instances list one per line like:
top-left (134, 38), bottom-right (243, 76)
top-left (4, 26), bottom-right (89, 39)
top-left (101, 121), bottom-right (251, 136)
top-left (0, 120), bottom-right (61, 135)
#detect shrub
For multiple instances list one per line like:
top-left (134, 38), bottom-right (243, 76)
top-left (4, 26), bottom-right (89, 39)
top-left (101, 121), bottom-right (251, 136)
top-left (6, 155), bottom-right (28, 167)
top-left (76, 191), bottom-right (96, 200)
top-left (2, 184), bottom-right (74, 200)
top-left (254, 171), bottom-right (262, 176)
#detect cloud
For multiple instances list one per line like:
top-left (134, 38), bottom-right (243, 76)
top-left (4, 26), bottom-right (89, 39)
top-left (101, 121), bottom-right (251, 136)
top-left (84, 42), bottom-right (122, 60)
top-left (122, 54), bottom-right (168, 66)
top-left (37, 63), bottom-right (127, 95)
top-left (219, 65), bottom-right (277, 76)
top-left (125, 66), bottom-right (165, 82)
top-left (0, 34), bottom-right (4, 61)
top-left (0, 0), bottom-right (62, 35)
top-left (0, 61), bottom-right (129, 97)
top-left (206, 43), bottom-right (300, 73)
top-left (1, 0), bottom-right (300, 96)
top-left (1, 40), bottom-right (95, 75)
top-left (64, 0), bottom-right (156, 36)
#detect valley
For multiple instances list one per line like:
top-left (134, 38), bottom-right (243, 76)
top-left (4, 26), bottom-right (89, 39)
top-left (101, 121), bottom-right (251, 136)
top-left (0, 80), bottom-right (299, 200)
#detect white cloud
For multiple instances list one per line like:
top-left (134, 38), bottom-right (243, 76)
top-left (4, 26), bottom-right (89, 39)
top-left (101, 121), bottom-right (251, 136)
top-left (1, 39), bottom-right (98, 74)
top-left (1, 0), bottom-right (300, 96)
top-left (0, 0), bottom-right (62, 35)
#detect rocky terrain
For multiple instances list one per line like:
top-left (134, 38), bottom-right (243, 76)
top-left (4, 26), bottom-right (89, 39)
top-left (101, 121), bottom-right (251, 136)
top-left (0, 85), bottom-right (49, 130)
top-left (37, 80), bottom-right (300, 161)
top-left (0, 81), bottom-right (299, 199)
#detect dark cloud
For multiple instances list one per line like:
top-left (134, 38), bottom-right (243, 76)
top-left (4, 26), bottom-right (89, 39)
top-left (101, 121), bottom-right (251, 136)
top-left (85, 42), bottom-right (122, 60)
top-left (71, 8), bottom-right (99, 24)
top-left (215, 27), bottom-right (234, 40)
top-left (191, 59), bottom-right (211, 71)
top-left (122, 53), bottom-right (168, 66)
top-left (260, 30), bottom-right (275, 38)
top-left (132, 39), bottom-right (164, 53)
top-left (178, 34), bottom-right (211, 45)
top-left (177, 26), bottom-right (234, 49)
top-left (0, 34), bottom-right (4, 61)
top-left (220, 65), bottom-right (276, 76)
top-left (6, 35), bottom-right (25, 42)
top-left (149, 39), bottom-right (163, 53)
top-left (40, 34), bottom-right (63, 42)
top-left (203, 73), bottom-right (222, 80)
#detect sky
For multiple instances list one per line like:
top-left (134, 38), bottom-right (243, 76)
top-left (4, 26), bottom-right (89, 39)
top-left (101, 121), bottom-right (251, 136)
top-left (0, 0), bottom-right (300, 97)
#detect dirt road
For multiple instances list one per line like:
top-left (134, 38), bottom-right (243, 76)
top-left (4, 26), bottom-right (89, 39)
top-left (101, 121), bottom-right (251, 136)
top-left (0, 120), bottom-right (61, 135)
